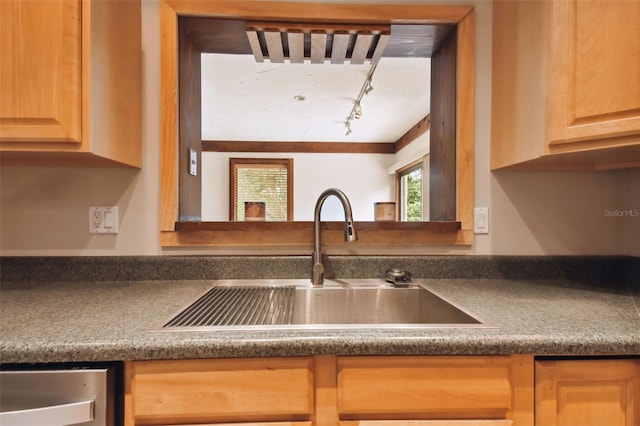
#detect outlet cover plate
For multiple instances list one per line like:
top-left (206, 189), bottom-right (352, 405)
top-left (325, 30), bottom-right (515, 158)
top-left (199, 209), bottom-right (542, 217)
top-left (89, 206), bottom-right (119, 234)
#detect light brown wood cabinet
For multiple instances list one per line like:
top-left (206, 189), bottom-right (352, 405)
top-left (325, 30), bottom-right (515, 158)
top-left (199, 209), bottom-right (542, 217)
top-left (0, 0), bottom-right (141, 167)
top-left (125, 355), bottom-right (534, 426)
top-left (126, 355), bottom-right (640, 425)
top-left (535, 358), bottom-right (640, 426)
top-left (125, 358), bottom-right (314, 425)
top-left (336, 356), bottom-right (532, 425)
top-left (340, 421), bottom-right (511, 426)
top-left (491, 0), bottom-right (640, 170)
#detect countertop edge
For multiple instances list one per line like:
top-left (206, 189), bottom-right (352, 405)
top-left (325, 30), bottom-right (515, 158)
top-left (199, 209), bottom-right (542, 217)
top-left (2, 335), bottom-right (639, 363)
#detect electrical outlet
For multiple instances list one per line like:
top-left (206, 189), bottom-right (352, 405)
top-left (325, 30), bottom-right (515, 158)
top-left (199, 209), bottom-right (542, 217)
top-left (89, 207), bottom-right (119, 234)
top-left (91, 210), bottom-right (103, 232)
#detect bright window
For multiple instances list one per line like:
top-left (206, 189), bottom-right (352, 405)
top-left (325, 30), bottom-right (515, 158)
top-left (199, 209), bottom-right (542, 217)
top-left (397, 161), bottom-right (423, 222)
top-left (230, 158), bottom-right (293, 221)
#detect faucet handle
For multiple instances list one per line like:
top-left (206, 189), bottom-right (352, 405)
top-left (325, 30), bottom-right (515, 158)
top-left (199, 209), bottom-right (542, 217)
top-left (385, 268), bottom-right (412, 287)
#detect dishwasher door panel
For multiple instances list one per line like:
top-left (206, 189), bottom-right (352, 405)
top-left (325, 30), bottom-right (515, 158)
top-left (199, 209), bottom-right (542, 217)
top-left (0, 368), bottom-right (115, 426)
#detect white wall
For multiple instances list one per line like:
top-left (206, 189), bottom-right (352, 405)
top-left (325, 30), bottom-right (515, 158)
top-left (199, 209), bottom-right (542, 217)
top-left (388, 131), bottom-right (429, 173)
top-left (484, 170), bottom-right (628, 255)
top-left (622, 168), bottom-right (640, 256)
top-left (202, 152), bottom-right (395, 221)
top-left (0, 0), bottom-right (637, 256)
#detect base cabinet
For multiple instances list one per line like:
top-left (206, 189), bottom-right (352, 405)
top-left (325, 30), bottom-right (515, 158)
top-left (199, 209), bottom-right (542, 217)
top-left (339, 422), bottom-right (511, 426)
top-left (167, 423), bottom-right (311, 426)
top-left (336, 356), bottom-right (532, 425)
top-left (535, 359), bottom-right (640, 426)
top-left (125, 356), bottom-right (640, 425)
top-left (125, 358), bottom-right (314, 425)
top-left (125, 355), bottom-right (533, 426)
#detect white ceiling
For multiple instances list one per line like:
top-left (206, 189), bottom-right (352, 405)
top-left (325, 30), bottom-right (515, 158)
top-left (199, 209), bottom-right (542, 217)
top-left (201, 53), bottom-right (431, 143)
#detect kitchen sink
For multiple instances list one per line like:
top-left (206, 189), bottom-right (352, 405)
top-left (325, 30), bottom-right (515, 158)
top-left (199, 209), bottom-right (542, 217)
top-left (156, 279), bottom-right (491, 330)
top-left (291, 285), bottom-right (481, 325)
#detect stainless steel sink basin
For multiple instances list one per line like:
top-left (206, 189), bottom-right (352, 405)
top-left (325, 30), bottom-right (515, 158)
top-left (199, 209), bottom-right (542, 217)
top-left (157, 279), bottom-right (490, 330)
top-left (291, 286), bottom-right (481, 325)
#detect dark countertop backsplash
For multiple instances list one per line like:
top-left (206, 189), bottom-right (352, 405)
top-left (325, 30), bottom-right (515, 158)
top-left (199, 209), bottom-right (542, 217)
top-left (1, 255), bottom-right (638, 286)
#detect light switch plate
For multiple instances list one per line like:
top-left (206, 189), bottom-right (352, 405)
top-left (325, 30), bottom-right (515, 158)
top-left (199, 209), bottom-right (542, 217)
top-left (189, 148), bottom-right (197, 176)
top-left (474, 207), bottom-right (489, 234)
top-left (89, 206), bottom-right (119, 234)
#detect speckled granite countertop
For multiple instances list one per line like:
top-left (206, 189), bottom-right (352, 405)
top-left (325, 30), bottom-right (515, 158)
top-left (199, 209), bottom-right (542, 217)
top-left (1, 278), bottom-right (638, 363)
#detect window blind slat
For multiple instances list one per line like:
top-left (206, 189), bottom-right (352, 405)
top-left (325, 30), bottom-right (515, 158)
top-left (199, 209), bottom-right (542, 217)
top-left (235, 165), bottom-right (288, 221)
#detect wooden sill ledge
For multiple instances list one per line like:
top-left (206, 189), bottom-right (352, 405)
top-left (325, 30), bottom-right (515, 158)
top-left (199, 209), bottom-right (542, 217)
top-left (162, 221), bottom-right (469, 247)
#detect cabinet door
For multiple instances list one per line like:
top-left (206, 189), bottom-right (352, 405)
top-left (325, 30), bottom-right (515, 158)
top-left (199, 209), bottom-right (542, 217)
top-left (174, 423), bottom-right (311, 426)
top-left (0, 0), bottom-right (82, 143)
top-left (126, 358), bottom-right (313, 425)
top-left (547, 0), bottom-right (640, 150)
top-left (340, 421), bottom-right (512, 425)
top-left (337, 355), bottom-right (533, 423)
top-left (535, 359), bottom-right (640, 426)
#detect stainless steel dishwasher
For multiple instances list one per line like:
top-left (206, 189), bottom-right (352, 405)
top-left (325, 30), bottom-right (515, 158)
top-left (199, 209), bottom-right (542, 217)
top-left (0, 363), bottom-right (120, 426)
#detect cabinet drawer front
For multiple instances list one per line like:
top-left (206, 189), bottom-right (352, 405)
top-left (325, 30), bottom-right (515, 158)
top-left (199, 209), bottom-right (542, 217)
top-left (172, 423), bottom-right (312, 426)
top-left (130, 358), bottom-right (313, 424)
top-left (338, 356), bottom-right (514, 419)
top-left (340, 421), bottom-right (512, 426)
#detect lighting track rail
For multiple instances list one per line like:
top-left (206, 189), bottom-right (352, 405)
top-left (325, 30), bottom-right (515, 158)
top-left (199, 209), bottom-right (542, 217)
top-left (345, 63), bottom-right (377, 136)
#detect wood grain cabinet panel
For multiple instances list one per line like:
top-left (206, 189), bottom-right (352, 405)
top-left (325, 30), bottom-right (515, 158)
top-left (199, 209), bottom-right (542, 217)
top-left (126, 358), bottom-right (314, 425)
top-left (0, 0), bottom-right (141, 167)
top-left (340, 421), bottom-right (512, 426)
top-left (124, 355), bottom-right (640, 426)
top-left (535, 359), bottom-right (640, 426)
top-left (0, 0), bottom-right (81, 143)
top-left (171, 423), bottom-right (311, 426)
top-left (491, 0), bottom-right (640, 170)
top-left (547, 0), bottom-right (640, 146)
top-left (337, 355), bottom-right (533, 423)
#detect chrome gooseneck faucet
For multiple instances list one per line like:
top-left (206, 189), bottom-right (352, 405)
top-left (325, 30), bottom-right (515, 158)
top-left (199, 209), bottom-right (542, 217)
top-left (312, 188), bottom-right (358, 286)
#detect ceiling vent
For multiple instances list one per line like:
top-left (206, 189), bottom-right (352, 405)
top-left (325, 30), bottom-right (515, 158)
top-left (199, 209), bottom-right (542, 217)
top-left (245, 22), bottom-right (391, 64)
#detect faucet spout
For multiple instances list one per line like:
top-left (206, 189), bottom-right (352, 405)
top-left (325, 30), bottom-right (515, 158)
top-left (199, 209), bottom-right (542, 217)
top-left (312, 188), bottom-right (358, 286)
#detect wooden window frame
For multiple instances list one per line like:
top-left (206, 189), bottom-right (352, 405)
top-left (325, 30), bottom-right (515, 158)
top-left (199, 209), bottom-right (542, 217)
top-left (396, 159), bottom-right (424, 222)
top-left (160, 1), bottom-right (475, 249)
top-left (229, 158), bottom-right (294, 221)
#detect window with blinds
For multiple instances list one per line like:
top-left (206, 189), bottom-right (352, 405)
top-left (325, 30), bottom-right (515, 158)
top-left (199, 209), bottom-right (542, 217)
top-left (230, 158), bottom-right (293, 221)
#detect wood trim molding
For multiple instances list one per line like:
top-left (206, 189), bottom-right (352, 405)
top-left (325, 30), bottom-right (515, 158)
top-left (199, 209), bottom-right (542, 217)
top-left (457, 10), bottom-right (475, 231)
top-left (203, 141), bottom-right (396, 154)
top-left (429, 26), bottom-right (457, 221)
top-left (163, 1), bottom-right (472, 24)
top-left (394, 114), bottom-right (431, 152)
top-left (167, 221), bottom-right (466, 247)
top-left (160, 0), bottom-right (179, 231)
top-left (176, 221), bottom-right (461, 232)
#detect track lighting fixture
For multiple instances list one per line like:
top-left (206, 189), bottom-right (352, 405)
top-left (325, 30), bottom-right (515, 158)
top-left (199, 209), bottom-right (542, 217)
top-left (345, 63), bottom-right (377, 136)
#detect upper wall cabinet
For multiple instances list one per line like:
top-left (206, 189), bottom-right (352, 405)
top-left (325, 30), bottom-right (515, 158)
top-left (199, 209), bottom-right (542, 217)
top-left (0, 0), bottom-right (141, 167)
top-left (491, 0), bottom-right (640, 170)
